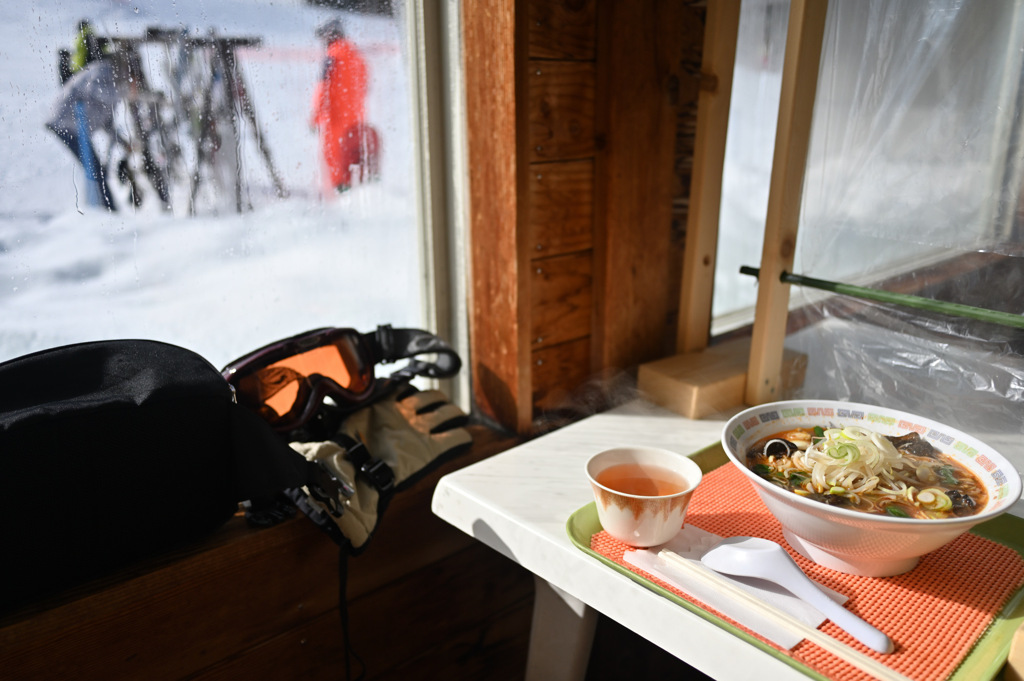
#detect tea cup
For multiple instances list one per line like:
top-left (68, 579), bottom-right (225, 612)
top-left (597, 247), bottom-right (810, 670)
top-left (586, 446), bottom-right (703, 547)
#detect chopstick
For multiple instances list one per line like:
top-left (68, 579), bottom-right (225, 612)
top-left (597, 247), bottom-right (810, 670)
top-left (658, 550), bottom-right (912, 681)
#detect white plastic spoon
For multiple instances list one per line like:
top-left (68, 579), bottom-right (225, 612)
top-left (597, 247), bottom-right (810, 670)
top-left (701, 536), bottom-right (895, 654)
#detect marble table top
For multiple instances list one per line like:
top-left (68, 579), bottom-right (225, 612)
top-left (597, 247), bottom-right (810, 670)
top-left (431, 401), bottom-right (810, 679)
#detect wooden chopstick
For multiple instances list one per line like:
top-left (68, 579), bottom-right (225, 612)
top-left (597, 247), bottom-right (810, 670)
top-left (658, 550), bottom-right (912, 681)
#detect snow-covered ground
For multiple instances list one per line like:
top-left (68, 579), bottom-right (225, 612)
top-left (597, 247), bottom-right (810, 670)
top-left (0, 0), bottom-right (421, 368)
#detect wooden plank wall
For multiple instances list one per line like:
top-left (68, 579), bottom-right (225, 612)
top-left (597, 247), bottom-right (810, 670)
top-left (467, 0), bottom-right (707, 433)
top-left (593, 1), bottom-right (698, 373)
top-left (527, 0), bottom-right (598, 417)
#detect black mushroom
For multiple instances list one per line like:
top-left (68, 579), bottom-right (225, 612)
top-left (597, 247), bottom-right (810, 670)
top-left (806, 492), bottom-right (850, 507)
top-left (886, 432), bottom-right (936, 458)
top-left (947, 490), bottom-right (978, 516)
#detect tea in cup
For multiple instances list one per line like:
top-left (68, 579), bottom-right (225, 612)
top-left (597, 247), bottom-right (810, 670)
top-left (586, 446), bottom-right (702, 547)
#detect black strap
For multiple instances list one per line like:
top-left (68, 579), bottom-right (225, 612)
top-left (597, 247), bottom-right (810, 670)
top-left (366, 325), bottom-right (461, 381)
top-left (338, 545), bottom-right (365, 681)
top-left (336, 433), bottom-right (394, 495)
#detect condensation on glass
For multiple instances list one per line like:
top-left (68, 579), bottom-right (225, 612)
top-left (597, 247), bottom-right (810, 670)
top-left (0, 0), bottom-right (420, 367)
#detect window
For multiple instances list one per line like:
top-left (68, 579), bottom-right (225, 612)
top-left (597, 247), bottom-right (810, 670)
top-left (716, 0), bottom-right (1024, 474)
top-left (713, 0), bottom-right (1024, 329)
top-left (1, 0), bottom-right (465, 392)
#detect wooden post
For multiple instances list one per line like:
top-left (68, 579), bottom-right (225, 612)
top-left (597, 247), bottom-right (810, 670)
top-left (463, 0), bottom-right (532, 432)
top-left (676, 0), bottom-right (741, 354)
top-left (745, 0), bottom-right (828, 405)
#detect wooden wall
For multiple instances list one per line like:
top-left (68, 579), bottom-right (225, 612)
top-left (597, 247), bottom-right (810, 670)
top-left (527, 0), bottom-right (597, 419)
top-left (466, 0), bottom-right (707, 433)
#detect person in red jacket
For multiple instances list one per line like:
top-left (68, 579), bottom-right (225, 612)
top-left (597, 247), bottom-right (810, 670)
top-left (311, 19), bottom-right (379, 193)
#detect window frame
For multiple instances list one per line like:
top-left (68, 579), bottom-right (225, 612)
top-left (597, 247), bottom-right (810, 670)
top-left (406, 1), bottom-right (471, 411)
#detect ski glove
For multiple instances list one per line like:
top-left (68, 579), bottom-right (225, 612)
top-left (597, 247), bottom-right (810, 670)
top-left (289, 382), bottom-right (471, 551)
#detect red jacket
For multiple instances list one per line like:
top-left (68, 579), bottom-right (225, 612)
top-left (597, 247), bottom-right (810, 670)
top-left (312, 38), bottom-right (369, 188)
top-left (312, 38), bottom-right (367, 137)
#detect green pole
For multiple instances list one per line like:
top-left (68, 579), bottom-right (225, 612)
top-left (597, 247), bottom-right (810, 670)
top-left (739, 266), bottom-right (1024, 331)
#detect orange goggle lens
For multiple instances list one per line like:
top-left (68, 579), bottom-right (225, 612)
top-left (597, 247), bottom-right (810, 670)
top-left (232, 334), bottom-right (373, 429)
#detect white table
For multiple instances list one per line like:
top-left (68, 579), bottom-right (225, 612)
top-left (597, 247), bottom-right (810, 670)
top-left (431, 400), bottom-right (1024, 680)
top-left (430, 401), bottom-right (789, 680)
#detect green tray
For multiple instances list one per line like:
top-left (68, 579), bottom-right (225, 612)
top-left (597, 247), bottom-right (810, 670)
top-left (566, 441), bottom-right (1024, 681)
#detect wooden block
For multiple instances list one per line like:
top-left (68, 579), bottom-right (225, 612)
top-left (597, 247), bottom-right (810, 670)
top-left (637, 337), bottom-right (807, 419)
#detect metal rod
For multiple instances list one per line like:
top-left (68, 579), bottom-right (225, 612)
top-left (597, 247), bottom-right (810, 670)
top-left (740, 265), bottom-right (1024, 330)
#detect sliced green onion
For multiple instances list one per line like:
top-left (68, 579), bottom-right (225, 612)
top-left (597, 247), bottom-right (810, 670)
top-left (828, 486), bottom-right (846, 495)
top-left (842, 426), bottom-right (871, 440)
top-left (825, 442), bottom-right (859, 463)
top-left (885, 506), bottom-right (910, 518)
top-left (918, 488), bottom-right (953, 512)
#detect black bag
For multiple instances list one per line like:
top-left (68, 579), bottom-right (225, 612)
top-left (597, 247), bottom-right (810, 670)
top-left (0, 339), bottom-right (326, 613)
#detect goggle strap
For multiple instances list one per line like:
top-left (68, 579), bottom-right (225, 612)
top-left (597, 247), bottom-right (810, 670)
top-left (370, 325), bottom-right (461, 381)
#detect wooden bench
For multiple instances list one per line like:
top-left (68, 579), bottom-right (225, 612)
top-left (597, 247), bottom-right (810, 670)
top-left (0, 425), bottom-right (533, 681)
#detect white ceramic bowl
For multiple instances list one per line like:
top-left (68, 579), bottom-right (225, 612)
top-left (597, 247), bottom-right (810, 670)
top-left (722, 400), bottom-right (1022, 576)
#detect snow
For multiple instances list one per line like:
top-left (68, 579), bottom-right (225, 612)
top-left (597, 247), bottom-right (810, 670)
top-left (0, 0), bottom-right (421, 368)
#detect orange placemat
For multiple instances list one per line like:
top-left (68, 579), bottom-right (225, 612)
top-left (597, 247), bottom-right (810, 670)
top-left (589, 464), bottom-right (1024, 681)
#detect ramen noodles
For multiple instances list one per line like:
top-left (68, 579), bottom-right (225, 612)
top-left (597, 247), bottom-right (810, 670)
top-left (745, 425), bottom-right (986, 519)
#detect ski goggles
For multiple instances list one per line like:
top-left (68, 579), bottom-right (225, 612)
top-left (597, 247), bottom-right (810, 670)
top-left (222, 325), bottom-right (460, 432)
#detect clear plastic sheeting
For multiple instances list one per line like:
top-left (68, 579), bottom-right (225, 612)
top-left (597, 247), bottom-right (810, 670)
top-left (801, 0), bottom-right (1024, 265)
top-left (713, 0), bottom-right (789, 321)
top-left (779, 1), bottom-right (1024, 490)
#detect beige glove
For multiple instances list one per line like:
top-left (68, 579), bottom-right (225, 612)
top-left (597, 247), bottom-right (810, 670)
top-left (290, 383), bottom-right (471, 550)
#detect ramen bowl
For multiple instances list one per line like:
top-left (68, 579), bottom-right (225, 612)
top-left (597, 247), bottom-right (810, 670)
top-left (586, 446), bottom-right (703, 547)
top-left (722, 400), bottom-right (1022, 577)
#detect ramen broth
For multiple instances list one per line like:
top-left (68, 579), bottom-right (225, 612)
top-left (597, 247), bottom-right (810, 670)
top-left (596, 463), bottom-right (690, 497)
top-left (745, 426), bottom-right (987, 519)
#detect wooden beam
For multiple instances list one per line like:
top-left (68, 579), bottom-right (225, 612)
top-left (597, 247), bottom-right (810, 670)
top-left (745, 0), bottom-right (828, 405)
top-left (464, 0), bottom-right (532, 430)
top-left (676, 0), bottom-right (741, 354)
top-left (594, 0), bottom-right (691, 372)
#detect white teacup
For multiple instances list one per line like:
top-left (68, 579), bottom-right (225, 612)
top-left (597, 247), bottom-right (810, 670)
top-left (586, 446), bottom-right (703, 547)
